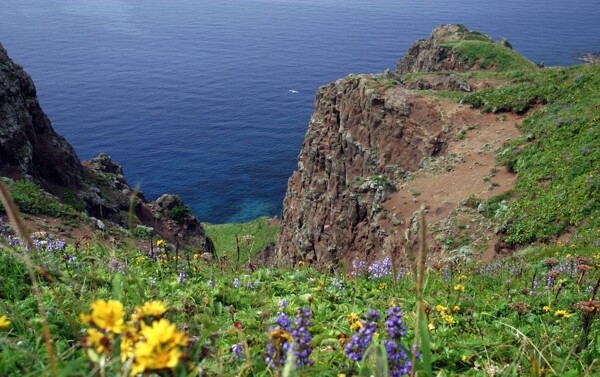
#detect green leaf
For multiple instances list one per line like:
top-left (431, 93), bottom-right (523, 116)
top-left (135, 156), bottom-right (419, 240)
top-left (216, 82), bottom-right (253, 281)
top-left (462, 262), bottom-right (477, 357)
top-left (112, 273), bottom-right (123, 301)
top-left (417, 306), bottom-right (433, 377)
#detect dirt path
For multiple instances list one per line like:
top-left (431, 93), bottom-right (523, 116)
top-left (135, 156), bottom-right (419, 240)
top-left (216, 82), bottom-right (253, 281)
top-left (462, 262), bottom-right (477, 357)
top-left (381, 98), bottom-right (525, 263)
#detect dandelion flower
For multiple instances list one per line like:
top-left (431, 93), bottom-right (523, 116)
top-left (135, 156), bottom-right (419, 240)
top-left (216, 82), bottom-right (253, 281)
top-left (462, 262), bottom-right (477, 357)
top-left (542, 306), bottom-right (551, 313)
top-left (454, 284), bottom-right (465, 293)
top-left (89, 299), bottom-right (125, 334)
top-left (554, 309), bottom-right (572, 319)
top-left (452, 305), bottom-right (461, 313)
top-left (156, 239), bottom-right (165, 248)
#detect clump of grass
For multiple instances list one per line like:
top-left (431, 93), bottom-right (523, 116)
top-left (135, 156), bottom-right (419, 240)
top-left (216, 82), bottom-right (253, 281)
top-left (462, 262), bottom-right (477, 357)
top-left (441, 39), bottom-right (538, 72)
top-left (0, 179), bottom-right (79, 218)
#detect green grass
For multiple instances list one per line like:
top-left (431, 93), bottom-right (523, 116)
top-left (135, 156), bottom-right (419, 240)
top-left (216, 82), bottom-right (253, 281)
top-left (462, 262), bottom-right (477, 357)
top-left (204, 216), bottom-right (280, 261)
top-left (441, 39), bottom-right (539, 72)
top-left (0, 179), bottom-right (80, 219)
top-left (465, 64), bottom-right (600, 244)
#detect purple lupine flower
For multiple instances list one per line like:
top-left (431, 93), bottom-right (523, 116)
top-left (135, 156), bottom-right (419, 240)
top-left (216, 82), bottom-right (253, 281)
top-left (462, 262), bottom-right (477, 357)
top-left (276, 312), bottom-right (292, 332)
top-left (331, 277), bottom-right (345, 289)
top-left (345, 308), bottom-right (380, 361)
top-left (266, 312), bottom-right (293, 368)
top-left (442, 265), bottom-right (450, 281)
top-left (279, 299), bottom-right (289, 310)
top-left (530, 276), bottom-right (539, 295)
top-left (109, 258), bottom-right (124, 273)
top-left (231, 343), bottom-right (244, 360)
top-left (292, 307), bottom-right (313, 367)
top-left (33, 240), bottom-right (42, 250)
top-left (51, 240), bottom-right (66, 252)
top-left (351, 260), bottom-right (366, 277)
top-left (265, 334), bottom-right (292, 368)
top-left (368, 257), bottom-right (393, 280)
top-left (233, 278), bottom-right (241, 288)
top-left (385, 307), bottom-right (412, 376)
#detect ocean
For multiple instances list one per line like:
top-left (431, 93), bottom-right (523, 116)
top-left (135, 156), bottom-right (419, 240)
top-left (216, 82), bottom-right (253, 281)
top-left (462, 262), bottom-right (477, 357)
top-left (1, 0), bottom-right (598, 223)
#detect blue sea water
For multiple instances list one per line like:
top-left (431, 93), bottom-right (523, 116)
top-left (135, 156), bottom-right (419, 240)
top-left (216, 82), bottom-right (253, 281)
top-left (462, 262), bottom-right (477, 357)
top-left (1, 0), bottom-right (598, 223)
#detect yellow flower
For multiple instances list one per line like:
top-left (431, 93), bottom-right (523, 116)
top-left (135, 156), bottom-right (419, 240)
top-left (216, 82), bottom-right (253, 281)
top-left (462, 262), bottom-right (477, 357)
top-left (435, 305), bottom-right (448, 314)
top-left (428, 322), bottom-right (436, 331)
top-left (454, 284), bottom-right (465, 293)
top-left (0, 315), bottom-right (11, 329)
top-left (443, 314), bottom-right (455, 325)
top-left (542, 306), bottom-right (551, 313)
top-left (140, 318), bottom-right (187, 347)
top-left (350, 321), bottom-right (363, 331)
top-left (86, 328), bottom-right (113, 354)
top-left (89, 299), bottom-right (125, 334)
top-left (132, 342), bottom-right (183, 375)
top-left (347, 312), bottom-right (360, 324)
top-left (132, 319), bottom-right (188, 375)
top-left (452, 305), bottom-right (461, 313)
top-left (554, 310), bottom-right (572, 319)
top-left (120, 327), bottom-right (139, 362)
top-left (379, 282), bottom-right (388, 290)
top-left (136, 301), bottom-right (167, 319)
top-left (458, 274), bottom-right (466, 282)
top-left (156, 239), bottom-right (165, 248)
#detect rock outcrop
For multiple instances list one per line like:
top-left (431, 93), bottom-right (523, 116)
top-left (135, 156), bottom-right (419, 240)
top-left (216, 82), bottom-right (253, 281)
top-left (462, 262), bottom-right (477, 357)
top-left (0, 43), bottom-right (212, 252)
top-left (0, 43), bottom-right (84, 191)
top-left (275, 74), bottom-right (449, 267)
top-left (395, 25), bottom-right (490, 74)
top-left (274, 25), bottom-right (527, 268)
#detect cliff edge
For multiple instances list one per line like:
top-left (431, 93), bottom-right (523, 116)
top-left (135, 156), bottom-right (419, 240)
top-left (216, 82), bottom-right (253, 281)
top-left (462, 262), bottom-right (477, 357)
top-left (273, 25), bottom-right (540, 268)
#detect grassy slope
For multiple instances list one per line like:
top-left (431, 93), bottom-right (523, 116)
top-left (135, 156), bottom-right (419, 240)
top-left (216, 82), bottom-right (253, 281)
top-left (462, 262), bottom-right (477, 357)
top-left (462, 63), bottom-right (600, 245)
top-left (204, 217), bottom-right (280, 262)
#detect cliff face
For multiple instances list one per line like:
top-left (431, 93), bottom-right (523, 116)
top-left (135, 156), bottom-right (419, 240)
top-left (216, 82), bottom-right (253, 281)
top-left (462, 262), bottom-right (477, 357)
top-left (0, 42), bottom-right (212, 252)
top-left (276, 76), bottom-right (448, 266)
top-left (275, 25), bottom-right (524, 268)
top-left (0, 43), bottom-right (84, 190)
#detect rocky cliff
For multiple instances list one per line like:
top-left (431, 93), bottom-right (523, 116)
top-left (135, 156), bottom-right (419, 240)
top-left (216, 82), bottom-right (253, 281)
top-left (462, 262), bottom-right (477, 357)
top-left (275, 25), bottom-right (532, 269)
top-left (0, 43), bottom-right (84, 190)
top-left (0, 42), bottom-right (213, 251)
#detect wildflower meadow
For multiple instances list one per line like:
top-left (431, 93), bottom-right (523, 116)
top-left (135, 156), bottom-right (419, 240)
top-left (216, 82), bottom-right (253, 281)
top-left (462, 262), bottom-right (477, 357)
top-left (0, 204), bottom-right (599, 376)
